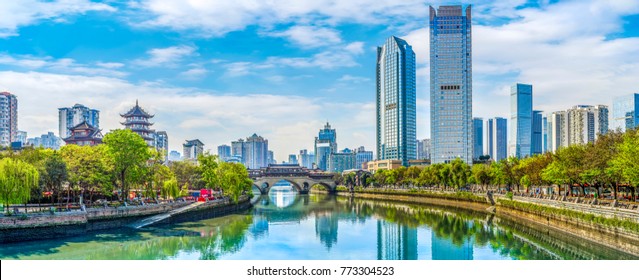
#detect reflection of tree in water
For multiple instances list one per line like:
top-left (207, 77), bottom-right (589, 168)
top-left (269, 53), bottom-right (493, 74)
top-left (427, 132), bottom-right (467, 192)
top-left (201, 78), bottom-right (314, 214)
top-left (76, 215), bottom-right (255, 260)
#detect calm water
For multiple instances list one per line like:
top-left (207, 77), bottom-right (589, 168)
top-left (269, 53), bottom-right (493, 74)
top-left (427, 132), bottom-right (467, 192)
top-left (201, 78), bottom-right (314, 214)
top-left (0, 190), bottom-right (636, 260)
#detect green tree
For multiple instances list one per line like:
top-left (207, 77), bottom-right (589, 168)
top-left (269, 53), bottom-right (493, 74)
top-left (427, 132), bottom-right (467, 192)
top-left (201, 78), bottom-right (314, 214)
top-left (471, 163), bottom-right (491, 190)
top-left (217, 162), bottom-right (253, 202)
top-left (162, 178), bottom-right (180, 200)
top-left (542, 145), bottom-right (586, 195)
top-left (103, 129), bottom-right (152, 202)
top-left (169, 160), bottom-right (203, 189)
top-left (0, 158), bottom-right (39, 213)
top-left (42, 151), bottom-right (68, 205)
top-left (610, 129), bottom-right (639, 199)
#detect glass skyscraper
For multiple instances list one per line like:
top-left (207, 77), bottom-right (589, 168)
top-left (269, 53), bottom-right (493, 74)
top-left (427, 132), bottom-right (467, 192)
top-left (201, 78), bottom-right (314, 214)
top-left (532, 110), bottom-right (543, 155)
top-left (510, 83), bottom-right (533, 158)
top-left (314, 122), bottom-right (337, 171)
top-left (473, 118), bottom-right (483, 159)
top-left (58, 103), bottom-right (99, 139)
top-left (376, 36), bottom-right (417, 166)
top-left (487, 117), bottom-right (507, 162)
top-left (430, 5), bottom-right (473, 164)
top-left (612, 93), bottom-right (639, 131)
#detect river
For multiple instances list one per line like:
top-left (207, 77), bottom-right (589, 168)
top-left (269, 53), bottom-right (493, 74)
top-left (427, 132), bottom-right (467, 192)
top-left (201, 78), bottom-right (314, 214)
top-left (0, 189), bottom-right (636, 260)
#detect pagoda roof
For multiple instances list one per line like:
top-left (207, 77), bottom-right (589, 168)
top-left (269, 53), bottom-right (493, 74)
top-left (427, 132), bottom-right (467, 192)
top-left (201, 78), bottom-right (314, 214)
top-left (64, 121), bottom-right (103, 142)
top-left (121, 120), bottom-right (154, 126)
top-left (120, 100), bottom-right (154, 118)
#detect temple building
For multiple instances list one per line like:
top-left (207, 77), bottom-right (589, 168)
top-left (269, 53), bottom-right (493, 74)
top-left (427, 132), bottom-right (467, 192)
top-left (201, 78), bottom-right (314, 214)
top-left (62, 121), bottom-right (103, 146)
top-left (121, 100), bottom-right (155, 146)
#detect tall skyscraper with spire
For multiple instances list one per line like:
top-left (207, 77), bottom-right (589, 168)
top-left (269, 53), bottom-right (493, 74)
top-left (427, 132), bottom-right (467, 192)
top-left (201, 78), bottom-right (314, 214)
top-left (376, 36), bottom-right (417, 166)
top-left (429, 5), bottom-right (473, 164)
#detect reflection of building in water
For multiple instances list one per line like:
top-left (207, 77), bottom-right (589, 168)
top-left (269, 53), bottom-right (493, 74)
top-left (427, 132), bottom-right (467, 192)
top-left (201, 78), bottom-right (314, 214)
top-left (249, 216), bottom-right (269, 239)
top-left (376, 220), bottom-right (418, 260)
top-left (431, 232), bottom-right (473, 260)
top-left (315, 212), bottom-right (338, 250)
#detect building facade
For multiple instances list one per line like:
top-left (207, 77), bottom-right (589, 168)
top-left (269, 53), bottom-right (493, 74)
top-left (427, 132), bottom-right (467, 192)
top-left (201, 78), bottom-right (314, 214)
top-left (16, 130), bottom-right (27, 145)
top-left (299, 149), bottom-right (315, 169)
top-left (0, 91), bottom-right (18, 147)
top-left (510, 83), bottom-right (533, 158)
top-left (532, 110), bottom-right (543, 155)
top-left (355, 146), bottom-right (374, 169)
top-left (154, 131), bottom-right (168, 163)
top-left (217, 144), bottom-right (231, 159)
top-left (416, 139), bottom-right (431, 160)
top-left (58, 104), bottom-right (99, 139)
top-left (288, 154), bottom-right (298, 164)
top-left (235, 133), bottom-right (269, 169)
top-left (430, 5), bottom-right (473, 164)
top-left (377, 36), bottom-right (417, 166)
top-left (168, 150), bottom-right (181, 161)
top-left (183, 139), bottom-right (204, 161)
top-left (612, 93), bottom-right (639, 131)
top-left (328, 148), bottom-right (356, 173)
top-left (473, 118), bottom-right (483, 159)
top-left (486, 117), bottom-right (507, 162)
top-left (121, 100), bottom-right (155, 146)
top-left (28, 132), bottom-right (63, 150)
top-left (314, 122), bottom-right (337, 171)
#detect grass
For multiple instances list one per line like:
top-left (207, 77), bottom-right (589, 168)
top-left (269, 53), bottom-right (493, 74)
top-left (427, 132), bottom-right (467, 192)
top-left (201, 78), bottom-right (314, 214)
top-left (498, 199), bottom-right (639, 234)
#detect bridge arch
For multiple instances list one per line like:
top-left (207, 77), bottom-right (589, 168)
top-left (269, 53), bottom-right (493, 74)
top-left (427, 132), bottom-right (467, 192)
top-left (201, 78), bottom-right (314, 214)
top-left (249, 164), bottom-right (337, 195)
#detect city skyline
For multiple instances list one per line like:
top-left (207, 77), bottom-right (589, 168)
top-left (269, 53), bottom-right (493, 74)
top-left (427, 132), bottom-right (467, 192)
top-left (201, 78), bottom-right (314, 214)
top-left (1, 1), bottom-right (638, 159)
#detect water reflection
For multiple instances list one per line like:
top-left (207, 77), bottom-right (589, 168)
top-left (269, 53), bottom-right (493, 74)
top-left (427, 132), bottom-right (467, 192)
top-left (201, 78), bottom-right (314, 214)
top-left (0, 193), bottom-right (636, 260)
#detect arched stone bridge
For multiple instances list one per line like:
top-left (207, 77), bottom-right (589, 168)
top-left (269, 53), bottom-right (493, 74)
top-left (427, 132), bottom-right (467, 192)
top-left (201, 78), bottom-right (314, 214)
top-left (249, 164), bottom-right (336, 194)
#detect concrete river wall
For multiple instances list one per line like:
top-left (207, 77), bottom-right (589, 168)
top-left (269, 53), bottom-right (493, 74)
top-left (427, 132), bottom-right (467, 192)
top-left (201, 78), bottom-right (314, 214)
top-left (0, 198), bottom-right (251, 243)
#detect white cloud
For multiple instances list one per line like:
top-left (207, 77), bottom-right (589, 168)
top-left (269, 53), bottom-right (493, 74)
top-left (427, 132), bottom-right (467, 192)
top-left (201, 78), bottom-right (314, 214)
top-left (130, 0), bottom-right (429, 37)
top-left (180, 67), bottom-right (207, 80)
top-left (134, 45), bottom-right (197, 67)
top-left (0, 71), bottom-right (374, 160)
top-left (0, 0), bottom-right (115, 37)
top-left (338, 75), bottom-right (369, 83)
top-left (0, 54), bottom-right (127, 77)
top-left (267, 25), bottom-right (342, 48)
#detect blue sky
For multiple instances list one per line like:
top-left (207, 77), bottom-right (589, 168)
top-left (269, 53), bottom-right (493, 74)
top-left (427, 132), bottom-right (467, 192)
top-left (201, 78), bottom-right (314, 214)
top-left (1, 0), bottom-right (638, 160)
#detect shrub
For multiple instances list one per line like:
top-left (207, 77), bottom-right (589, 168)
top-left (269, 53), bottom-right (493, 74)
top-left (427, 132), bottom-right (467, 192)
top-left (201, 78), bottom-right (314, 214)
top-left (506, 191), bottom-right (514, 200)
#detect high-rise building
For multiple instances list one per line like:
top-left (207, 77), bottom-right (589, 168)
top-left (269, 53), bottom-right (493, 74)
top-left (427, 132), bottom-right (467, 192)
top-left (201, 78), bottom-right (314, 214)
top-left (542, 116), bottom-right (548, 153)
top-left (183, 139), bottom-right (204, 161)
top-left (0, 91), bottom-right (18, 147)
top-left (314, 122), bottom-right (337, 171)
top-left (154, 131), bottom-right (168, 163)
top-left (236, 134), bottom-right (269, 169)
top-left (268, 150), bottom-right (275, 165)
top-left (299, 149), bottom-right (315, 169)
top-left (592, 105), bottom-right (609, 137)
top-left (612, 93), bottom-right (639, 131)
top-left (16, 131), bottom-right (27, 145)
top-left (430, 5), bottom-right (473, 164)
top-left (28, 132), bottom-right (63, 150)
top-left (217, 144), bottom-right (231, 159)
top-left (121, 100), bottom-right (155, 146)
top-left (355, 146), bottom-right (374, 169)
top-left (288, 154), bottom-right (298, 164)
top-left (58, 104), bottom-right (99, 139)
top-left (532, 110), bottom-right (543, 155)
top-left (416, 139), bottom-right (431, 160)
top-left (328, 148), bottom-right (356, 173)
top-left (510, 83), bottom-right (533, 158)
top-left (486, 118), bottom-right (507, 162)
top-left (546, 105), bottom-right (608, 151)
top-left (547, 111), bottom-right (568, 152)
top-left (231, 139), bottom-right (245, 160)
top-left (377, 36), bottom-right (417, 166)
top-left (472, 118), bottom-right (483, 159)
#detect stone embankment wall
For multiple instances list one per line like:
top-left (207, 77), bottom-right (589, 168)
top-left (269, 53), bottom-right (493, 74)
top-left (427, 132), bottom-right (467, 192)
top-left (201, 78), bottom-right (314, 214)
top-left (0, 198), bottom-right (251, 243)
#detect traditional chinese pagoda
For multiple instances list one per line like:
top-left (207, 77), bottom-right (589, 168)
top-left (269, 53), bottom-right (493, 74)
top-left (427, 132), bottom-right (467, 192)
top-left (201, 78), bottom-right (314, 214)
top-left (121, 100), bottom-right (155, 146)
top-left (62, 121), bottom-right (103, 146)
